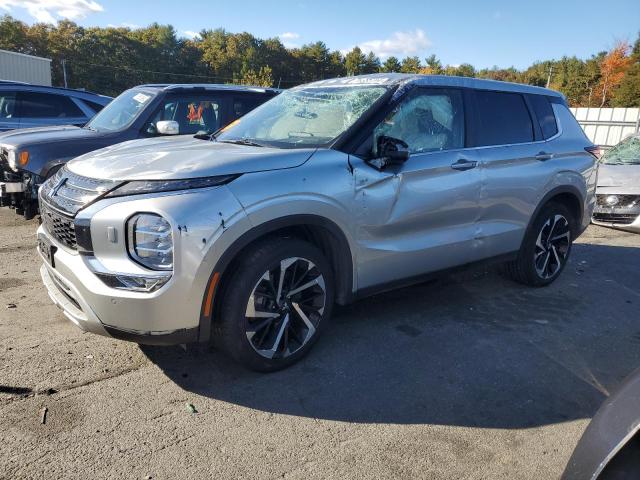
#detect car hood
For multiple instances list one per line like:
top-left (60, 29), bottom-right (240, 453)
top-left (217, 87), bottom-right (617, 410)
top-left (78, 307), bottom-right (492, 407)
top-left (0, 125), bottom-right (99, 148)
top-left (67, 136), bottom-right (317, 181)
top-left (597, 164), bottom-right (640, 194)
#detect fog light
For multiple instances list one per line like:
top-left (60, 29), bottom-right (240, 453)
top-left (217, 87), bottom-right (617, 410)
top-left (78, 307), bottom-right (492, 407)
top-left (95, 272), bottom-right (171, 293)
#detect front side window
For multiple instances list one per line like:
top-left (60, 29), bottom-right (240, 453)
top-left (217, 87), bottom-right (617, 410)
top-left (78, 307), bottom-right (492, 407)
top-left (0, 91), bottom-right (16, 119)
top-left (86, 89), bottom-right (156, 132)
top-left (148, 97), bottom-right (222, 135)
top-left (18, 92), bottom-right (84, 118)
top-left (474, 91), bottom-right (534, 146)
top-left (217, 85), bottom-right (388, 148)
top-left (372, 89), bottom-right (465, 156)
top-left (601, 135), bottom-right (640, 165)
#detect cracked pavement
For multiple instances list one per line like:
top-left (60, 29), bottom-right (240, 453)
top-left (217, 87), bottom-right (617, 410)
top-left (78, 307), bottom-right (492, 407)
top-left (1, 207), bottom-right (639, 479)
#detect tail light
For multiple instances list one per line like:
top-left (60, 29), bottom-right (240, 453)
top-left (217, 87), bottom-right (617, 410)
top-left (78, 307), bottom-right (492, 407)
top-left (585, 145), bottom-right (602, 160)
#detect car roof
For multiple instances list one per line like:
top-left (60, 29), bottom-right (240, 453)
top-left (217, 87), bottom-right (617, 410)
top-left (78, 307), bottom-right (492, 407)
top-left (303, 73), bottom-right (564, 99)
top-left (136, 83), bottom-right (282, 95)
top-left (0, 81), bottom-right (112, 102)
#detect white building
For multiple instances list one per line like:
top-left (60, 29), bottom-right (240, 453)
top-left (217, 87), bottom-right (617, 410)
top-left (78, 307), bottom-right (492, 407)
top-left (0, 49), bottom-right (52, 86)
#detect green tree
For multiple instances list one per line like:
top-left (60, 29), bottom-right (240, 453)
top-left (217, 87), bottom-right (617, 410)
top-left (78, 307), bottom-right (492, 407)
top-left (362, 52), bottom-right (381, 74)
top-left (424, 54), bottom-right (443, 74)
top-left (400, 56), bottom-right (421, 73)
top-left (381, 56), bottom-right (401, 73)
top-left (344, 47), bottom-right (366, 76)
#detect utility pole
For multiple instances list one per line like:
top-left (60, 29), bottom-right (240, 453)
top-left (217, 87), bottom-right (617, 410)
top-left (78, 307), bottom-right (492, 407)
top-left (546, 64), bottom-right (554, 88)
top-left (62, 59), bottom-right (68, 88)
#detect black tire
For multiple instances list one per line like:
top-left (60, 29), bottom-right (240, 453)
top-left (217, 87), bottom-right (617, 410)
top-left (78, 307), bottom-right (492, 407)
top-left (23, 200), bottom-right (37, 220)
top-left (217, 237), bottom-right (334, 372)
top-left (504, 202), bottom-right (575, 287)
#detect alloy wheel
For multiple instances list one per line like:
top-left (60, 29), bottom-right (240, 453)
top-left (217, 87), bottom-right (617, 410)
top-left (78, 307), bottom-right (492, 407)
top-left (534, 214), bottom-right (571, 279)
top-left (244, 257), bottom-right (326, 360)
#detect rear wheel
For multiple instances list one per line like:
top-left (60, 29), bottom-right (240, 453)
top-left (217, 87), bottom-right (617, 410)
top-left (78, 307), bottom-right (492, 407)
top-left (217, 237), bottom-right (334, 372)
top-left (504, 202), bottom-right (575, 287)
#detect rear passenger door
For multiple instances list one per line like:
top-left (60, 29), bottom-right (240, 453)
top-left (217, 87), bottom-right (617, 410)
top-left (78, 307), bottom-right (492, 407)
top-left (17, 92), bottom-right (88, 128)
top-left (471, 90), bottom-right (557, 257)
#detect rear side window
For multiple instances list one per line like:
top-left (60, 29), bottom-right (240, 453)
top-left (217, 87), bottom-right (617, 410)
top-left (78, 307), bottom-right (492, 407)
top-left (473, 91), bottom-right (534, 146)
top-left (529, 95), bottom-right (558, 139)
top-left (81, 99), bottom-right (107, 113)
top-left (18, 92), bottom-right (84, 118)
top-left (233, 95), bottom-right (268, 120)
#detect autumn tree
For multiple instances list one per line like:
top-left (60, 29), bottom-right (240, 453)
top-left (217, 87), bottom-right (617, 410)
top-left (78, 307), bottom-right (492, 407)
top-left (400, 56), bottom-right (422, 73)
top-left (597, 41), bottom-right (633, 107)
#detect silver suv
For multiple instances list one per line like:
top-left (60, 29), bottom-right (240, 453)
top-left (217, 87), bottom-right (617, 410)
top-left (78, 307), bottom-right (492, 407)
top-left (37, 74), bottom-right (598, 371)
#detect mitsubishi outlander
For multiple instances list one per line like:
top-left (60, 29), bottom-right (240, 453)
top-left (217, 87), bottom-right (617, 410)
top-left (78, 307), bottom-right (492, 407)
top-left (36, 74), bottom-right (598, 371)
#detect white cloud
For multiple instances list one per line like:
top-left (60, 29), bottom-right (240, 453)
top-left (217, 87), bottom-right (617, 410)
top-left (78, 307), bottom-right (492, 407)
top-left (279, 32), bottom-right (299, 40)
top-left (0, 0), bottom-right (103, 23)
top-left (107, 22), bottom-right (140, 29)
top-left (344, 29), bottom-right (431, 58)
top-left (278, 32), bottom-right (300, 48)
top-left (182, 30), bottom-right (200, 40)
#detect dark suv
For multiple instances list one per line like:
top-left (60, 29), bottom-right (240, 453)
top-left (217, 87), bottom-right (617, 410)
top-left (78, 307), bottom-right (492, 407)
top-left (0, 81), bottom-right (111, 132)
top-left (0, 83), bottom-right (280, 218)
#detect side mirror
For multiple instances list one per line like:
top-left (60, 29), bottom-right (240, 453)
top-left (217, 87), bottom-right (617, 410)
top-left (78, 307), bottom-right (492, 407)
top-left (156, 120), bottom-right (179, 136)
top-left (369, 136), bottom-right (410, 170)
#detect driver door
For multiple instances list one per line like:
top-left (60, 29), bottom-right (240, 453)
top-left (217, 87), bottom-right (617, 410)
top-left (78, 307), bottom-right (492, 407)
top-left (352, 87), bottom-right (483, 290)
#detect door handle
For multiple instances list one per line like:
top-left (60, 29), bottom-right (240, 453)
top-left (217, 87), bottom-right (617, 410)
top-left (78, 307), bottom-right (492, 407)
top-left (451, 158), bottom-right (478, 171)
top-left (535, 151), bottom-right (553, 161)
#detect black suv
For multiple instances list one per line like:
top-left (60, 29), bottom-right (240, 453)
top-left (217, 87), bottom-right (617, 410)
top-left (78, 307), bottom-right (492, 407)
top-left (0, 84), bottom-right (280, 218)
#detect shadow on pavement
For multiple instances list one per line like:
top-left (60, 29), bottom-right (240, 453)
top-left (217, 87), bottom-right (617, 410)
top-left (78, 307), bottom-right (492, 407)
top-left (142, 243), bottom-right (640, 428)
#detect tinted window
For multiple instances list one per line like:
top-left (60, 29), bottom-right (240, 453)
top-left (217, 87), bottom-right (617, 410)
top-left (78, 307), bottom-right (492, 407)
top-left (529, 95), bottom-right (558, 139)
top-left (81, 99), bottom-right (107, 113)
top-left (18, 92), bottom-right (84, 118)
top-left (0, 91), bottom-right (17, 119)
top-left (233, 95), bottom-right (270, 119)
top-left (372, 88), bottom-right (465, 155)
top-left (474, 91), bottom-right (533, 146)
top-left (148, 96), bottom-right (222, 135)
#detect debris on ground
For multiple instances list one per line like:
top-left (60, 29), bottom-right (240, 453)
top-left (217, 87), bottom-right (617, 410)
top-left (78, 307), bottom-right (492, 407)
top-left (6, 303), bottom-right (16, 309)
top-left (40, 407), bottom-right (48, 425)
top-left (85, 355), bottom-right (94, 360)
top-left (186, 403), bottom-right (198, 414)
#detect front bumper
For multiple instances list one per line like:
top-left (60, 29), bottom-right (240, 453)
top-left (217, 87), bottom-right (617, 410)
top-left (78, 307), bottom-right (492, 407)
top-left (38, 225), bottom-right (199, 345)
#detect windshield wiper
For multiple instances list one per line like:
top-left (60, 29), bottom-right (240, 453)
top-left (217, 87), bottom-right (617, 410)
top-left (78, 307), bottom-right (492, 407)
top-left (219, 138), bottom-right (265, 147)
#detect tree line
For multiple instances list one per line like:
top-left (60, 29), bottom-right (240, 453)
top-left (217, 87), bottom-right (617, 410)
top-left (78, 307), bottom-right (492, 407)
top-left (1, 15), bottom-right (638, 107)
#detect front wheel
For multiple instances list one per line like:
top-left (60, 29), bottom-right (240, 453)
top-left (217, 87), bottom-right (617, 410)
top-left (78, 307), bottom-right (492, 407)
top-left (217, 237), bottom-right (334, 372)
top-left (504, 202), bottom-right (575, 287)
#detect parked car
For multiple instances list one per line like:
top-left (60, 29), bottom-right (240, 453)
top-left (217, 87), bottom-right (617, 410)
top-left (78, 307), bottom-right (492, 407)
top-left (563, 367), bottom-right (640, 479)
top-left (592, 133), bottom-right (640, 233)
top-left (36, 74), bottom-right (597, 371)
top-left (0, 81), bottom-right (111, 132)
top-left (0, 83), bottom-right (280, 219)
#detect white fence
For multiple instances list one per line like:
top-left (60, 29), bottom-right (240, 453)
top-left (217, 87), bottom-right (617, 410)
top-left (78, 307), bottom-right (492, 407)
top-left (570, 107), bottom-right (640, 149)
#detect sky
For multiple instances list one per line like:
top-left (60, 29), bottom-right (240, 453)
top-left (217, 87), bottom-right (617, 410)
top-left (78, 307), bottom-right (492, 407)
top-left (0, 0), bottom-right (638, 69)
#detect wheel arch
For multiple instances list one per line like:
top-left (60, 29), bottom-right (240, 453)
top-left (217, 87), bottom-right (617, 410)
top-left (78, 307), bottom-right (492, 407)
top-left (197, 214), bottom-right (355, 342)
top-left (523, 185), bottom-right (585, 244)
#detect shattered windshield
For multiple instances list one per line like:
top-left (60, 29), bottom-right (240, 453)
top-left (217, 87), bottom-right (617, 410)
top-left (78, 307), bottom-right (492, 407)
top-left (216, 85), bottom-right (388, 148)
top-left (601, 135), bottom-right (640, 165)
top-left (86, 89), bottom-right (156, 132)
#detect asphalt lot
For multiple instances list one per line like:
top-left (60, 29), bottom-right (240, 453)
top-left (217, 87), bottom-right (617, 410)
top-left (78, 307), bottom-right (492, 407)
top-left (1, 207), bottom-right (639, 480)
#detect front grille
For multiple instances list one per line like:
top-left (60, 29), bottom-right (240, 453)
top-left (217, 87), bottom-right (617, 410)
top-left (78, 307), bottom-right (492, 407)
top-left (39, 167), bottom-right (117, 216)
top-left (596, 194), bottom-right (640, 208)
top-left (40, 202), bottom-right (78, 249)
top-left (593, 212), bottom-right (638, 225)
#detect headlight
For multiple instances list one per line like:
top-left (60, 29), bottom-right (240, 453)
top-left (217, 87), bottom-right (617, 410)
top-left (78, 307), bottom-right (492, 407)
top-left (127, 213), bottom-right (173, 271)
top-left (105, 175), bottom-right (239, 197)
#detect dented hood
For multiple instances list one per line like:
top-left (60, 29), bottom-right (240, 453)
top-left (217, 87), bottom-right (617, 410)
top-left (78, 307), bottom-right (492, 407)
top-left (596, 164), bottom-right (640, 194)
top-left (66, 135), bottom-right (316, 181)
